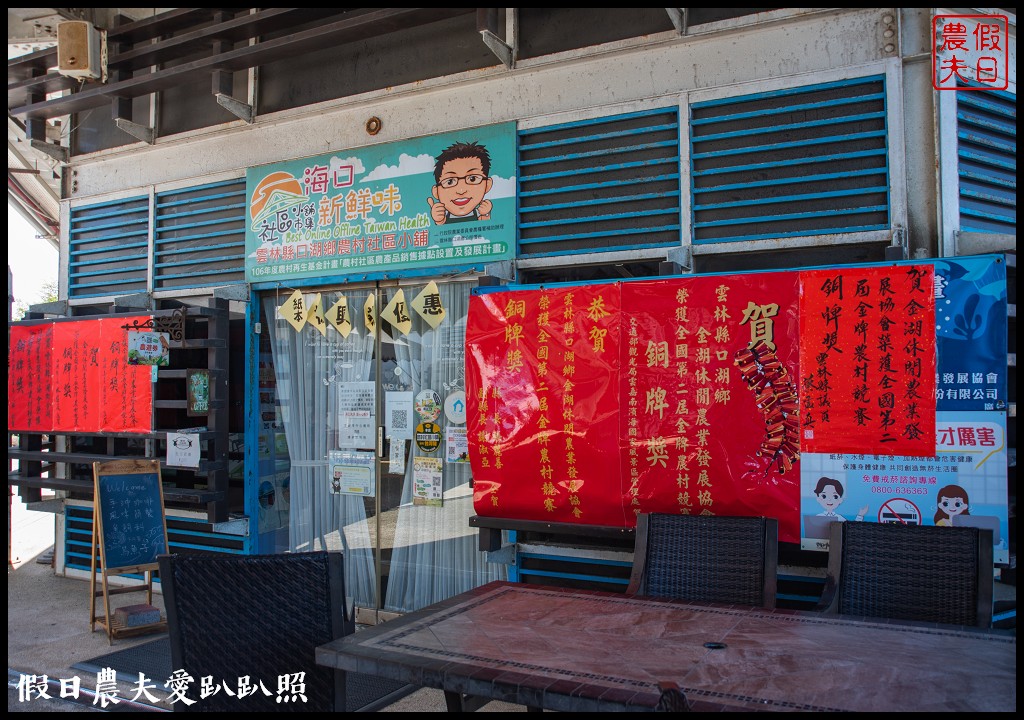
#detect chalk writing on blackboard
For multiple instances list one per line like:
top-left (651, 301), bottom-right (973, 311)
top-left (95, 468), bottom-right (167, 570)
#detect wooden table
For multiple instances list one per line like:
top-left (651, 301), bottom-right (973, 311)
top-left (315, 581), bottom-right (1016, 712)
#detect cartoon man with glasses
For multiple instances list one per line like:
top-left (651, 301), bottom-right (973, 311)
top-left (428, 141), bottom-right (494, 225)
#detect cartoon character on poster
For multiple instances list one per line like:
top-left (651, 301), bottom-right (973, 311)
top-left (811, 477), bottom-right (869, 522)
top-left (934, 484), bottom-right (969, 526)
top-left (427, 142), bottom-right (494, 225)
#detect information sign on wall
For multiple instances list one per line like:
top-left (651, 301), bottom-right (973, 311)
top-left (245, 123), bottom-right (516, 283)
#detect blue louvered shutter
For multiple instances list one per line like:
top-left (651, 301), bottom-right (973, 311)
top-left (518, 107), bottom-right (682, 256)
top-left (957, 88), bottom-right (1016, 234)
top-left (690, 75), bottom-right (891, 245)
top-left (154, 179), bottom-right (247, 291)
top-left (68, 196), bottom-right (149, 299)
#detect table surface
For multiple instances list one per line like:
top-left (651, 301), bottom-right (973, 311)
top-left (316, 581), bottom-right (1016, 712)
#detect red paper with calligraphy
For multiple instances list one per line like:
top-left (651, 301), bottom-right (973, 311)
top-left (9, 317), bottom-right (153, 434)
top-left (467, 285), bottom-right (626, 527)
top-left (622, 273), bottom-right (801, 542)
top-left (98, 318), bottom-right (153, 433)
top-left (8, 324), bottom-right (55, 431)
top-left (52, 320), bottom-right (102, 432)
top-left (799, 265), bottom-right (936, 456)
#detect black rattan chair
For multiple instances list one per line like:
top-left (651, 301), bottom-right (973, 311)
top-left (627, 513), bottom-right (778, 608)
top-left (818, 521), bottom-right (993, 627)
top-left (158, 551), bottom-right (354, 712)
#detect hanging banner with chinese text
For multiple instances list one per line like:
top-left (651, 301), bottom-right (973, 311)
top-left (7, 317), bottom-right (154, 434)
top-left (799, 265), bottom-right (936, 456)
top-left (621, 273), bottom-right (801, 537)
top-left (465, 257), bottom-right (999, 543)
top-left (246, 123), bottom-right (516, 283)
top-left (8, 323), bottom-right (55, 432)
top-left (467, 285), bottom-right (625, 527)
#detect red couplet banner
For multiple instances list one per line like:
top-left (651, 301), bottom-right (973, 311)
top-left (8, 324), bottom-right (55, 431)
top-left (799, 265), bottom-right (936, 456)
top-left (467, 274), bottom-right (803, 542)
top-left (8, 317), bottom-right (153, 434)
top-left (621, 273), bottom-right (801, 540)
top-left (467, 285), bottom-right (626, 527)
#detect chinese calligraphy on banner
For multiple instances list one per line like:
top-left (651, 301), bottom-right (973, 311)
top-left (7, 323), bottom-right (54, 431)
top-left (467, 274), bottom-right (804, 541)
top-left (799, 265), bottom-right (936, 456)
top-left (468, 286), bottom-right (625, 526)
top-left (7, 318), bottom-right (154, 434)
top-left (622, 273), bottom-right (801, 529)
top-left (467, 263), bottom-right (954, 543)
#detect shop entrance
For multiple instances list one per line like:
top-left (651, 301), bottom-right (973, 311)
top-left (261, 279), bottom-right (503, 622)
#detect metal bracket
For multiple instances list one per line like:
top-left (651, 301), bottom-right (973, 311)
top-left (212, 283), bottom-right (250, 301)
top-left (483, 260), bottom-right (516, 282)
top-left (666, 246), bottom-right (692, 271)
top-left (665, 8), bottom-right (689, 35)
top-left (477, 8), bottom-right (516, 69)
top-left (114, 118), bottom-right (155, 144)
top-left (121, 307), bottom-right (187, 341)
top-left (885, 225), bottom-right (908, 260)
top-left (481, 30), bottom-right (513, 68)
top-left (29, 139), bottom-right (69, 164)
top-left (216, 93), bottom-right (254, 124)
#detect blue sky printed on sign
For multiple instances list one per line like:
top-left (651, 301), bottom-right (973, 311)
top-left (245, 123), bottom-right (516, 283)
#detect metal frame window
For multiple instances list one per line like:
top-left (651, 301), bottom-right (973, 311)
top-left (955, 88), bottom-right (1016, 235)
top-left (154, 179), bottom-right (247, 292)
top-left (67, 196), bottom-right (149, 300)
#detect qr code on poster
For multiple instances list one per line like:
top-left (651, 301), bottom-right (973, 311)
top-left (392, 409), bottom-right (409, 430)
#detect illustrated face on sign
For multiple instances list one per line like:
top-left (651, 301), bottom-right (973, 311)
top-left (936, 484), bottom-right (969, 523)
top-left (813, 476), bottom-right (844, 514)
top-left (428, 142), bottom-right (494, 224)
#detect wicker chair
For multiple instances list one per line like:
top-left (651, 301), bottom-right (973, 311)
top-left (158, 551), bottom-right (354, 712)
top-left (627, 513), bottom-right (778, 608)
top-left (817, 521), bottom-right (993, 627)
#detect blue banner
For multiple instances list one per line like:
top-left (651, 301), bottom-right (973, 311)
top-left (934, 255), bottom-right (1008, 411)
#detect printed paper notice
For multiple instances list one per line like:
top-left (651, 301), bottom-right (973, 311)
top-left (389, 439), bottom-right (407, 475)
top-left (413, 456), bottom-right (443, 506)
top-left (446, 426), bottom-right (469, 463)
top-left (167, 433), bottom-right (200, 468)
top-left (329, 450), bottom-right (375, 497)
top-left (337, 381), bottom-right (375, 449)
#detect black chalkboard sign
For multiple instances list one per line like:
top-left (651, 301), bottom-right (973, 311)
top-left (90, 459), bottom-right (169, 642)
top-left (93, 459), bottom-right (168, 571)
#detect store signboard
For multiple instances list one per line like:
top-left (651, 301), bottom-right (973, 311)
top-left (245, 123), bottom-right (516, 283)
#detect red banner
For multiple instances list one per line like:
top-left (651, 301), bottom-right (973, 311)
top-left (622, 273), bottom-right (801, 540)
top-left (799, 265), bottom-right (936, 456)
top-left (467, 285), bottom-right (625, 526)
top-left (8, 324), bottom-right (54, 431)
top-left (8, 317), bottom-right (153, 434)
top-left (52, 320), bottom-right (102, 432)
top-left (99, 318), bottom-right (153, 433)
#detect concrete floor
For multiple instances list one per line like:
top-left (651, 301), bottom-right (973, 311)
top-left (7, 490), bottom-right (523, 712)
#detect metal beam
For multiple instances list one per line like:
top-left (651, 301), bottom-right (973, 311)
top-left (28, 139), bottom-right (68, 163)
top-left (114, 118), bottom-right (155, 144)
top-left (10, 8), bottom-right (476, 122)
top-left (215, 93), bottom-right (253, 124)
